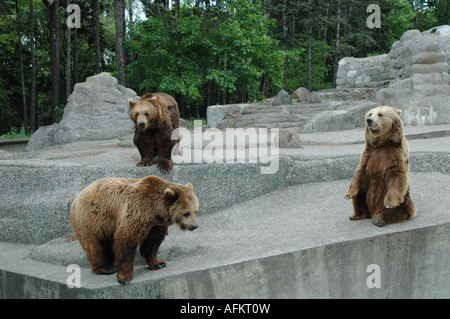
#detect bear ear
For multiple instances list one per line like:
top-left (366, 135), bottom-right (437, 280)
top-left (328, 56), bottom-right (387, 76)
top-left (149, 95), bottom-right (159, 104)
top-left (128, 99), bottom-right (136, 110)
top-left (185, 183), bottom-right (193, 189)
top-left (392, 107), bottom-right (402, 115)
top-left (164, 188), bottom-right (178, 203)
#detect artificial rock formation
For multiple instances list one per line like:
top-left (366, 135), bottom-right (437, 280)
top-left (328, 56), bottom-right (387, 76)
top-left (27, 72), bottom-right (138, 151)
top-left (337, 25), bottom-right (450, 126)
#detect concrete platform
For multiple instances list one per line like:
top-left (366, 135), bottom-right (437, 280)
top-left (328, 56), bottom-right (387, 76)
top-left (0, 125), bottom-right (449, 298)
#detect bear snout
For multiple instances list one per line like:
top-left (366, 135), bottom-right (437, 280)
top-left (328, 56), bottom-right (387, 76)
top-left (138, 122), bottom-right (146, 130)
top-left (189, 225), bottom-right (199, 231)
top-left (366, 118), bottom-right (377, 130)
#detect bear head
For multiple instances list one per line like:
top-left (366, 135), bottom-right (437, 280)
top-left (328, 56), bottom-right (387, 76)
top-left (365, 106), bottom-right (404, 144)
top-left (164, 183), bottom-right (199, 231)
top-left (128, 94), bottom-right (170, 131)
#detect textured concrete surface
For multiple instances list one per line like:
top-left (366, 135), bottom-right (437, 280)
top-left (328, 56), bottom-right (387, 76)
top-left (0, 124), bottom-right (449, 298)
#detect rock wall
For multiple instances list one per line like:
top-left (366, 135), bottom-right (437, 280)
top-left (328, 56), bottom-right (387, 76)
top-left (377, 26), bottom-right (450, 125)
top-left (337, 25), bottom-right (450, 125)
top-left (336, 54), bottom-right (390, 89)
top-left (27, 73), bottom-right (138, 151)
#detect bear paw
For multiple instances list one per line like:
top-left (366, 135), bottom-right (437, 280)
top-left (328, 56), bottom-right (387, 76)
top-left (92, 266), bottom-right (117, 275)
top-left (137, 159), bottom-right (153, 167)
top-left (372, 216), bottom-right (385, 227)
top-left (349, 213), bottom-right (368, 220)
top-left (117, 272), bottom-right (133, 285)
top-left (345, 189), bottom-right (358, 199)
top-left (384, 194), bottom-right (402, 209)
top-left (149, 260), bottom-right (166, 270)
top-left (383, 200), bottom-right (400, 209)
top-left (157, 160), bottom-right (173, 172)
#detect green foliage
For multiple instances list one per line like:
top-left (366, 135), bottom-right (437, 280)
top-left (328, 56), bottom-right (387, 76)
top-left (0, 123), bottom-right (31, 140)
top-left (126, 0), bottom-right (283, 117)
top-left (285, 38), bottom-right (333, 92)
top-left (1, 0), bottom-right (446, 133)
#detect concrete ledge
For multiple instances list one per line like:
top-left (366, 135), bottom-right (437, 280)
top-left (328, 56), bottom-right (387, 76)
top-left (0, 173), bottom-right (449, 298)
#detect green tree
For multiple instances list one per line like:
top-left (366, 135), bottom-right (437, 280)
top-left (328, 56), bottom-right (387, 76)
top-left (127, 0), bottom-right (283, 118)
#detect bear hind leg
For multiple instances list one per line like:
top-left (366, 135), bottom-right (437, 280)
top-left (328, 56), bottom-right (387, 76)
top-left (372, 195), bottom-right (416, 227)
top-left (349, 193), bottom-right (371, 221)
top-left (82, 238), bottom-right (117, 275)
top-left (140, 225), bottom-right (168, 270)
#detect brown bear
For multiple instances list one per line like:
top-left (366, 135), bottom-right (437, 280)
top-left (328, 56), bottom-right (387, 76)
top-left (345, 106), bottom-right (416, 227)
top-left (128, 93), bottom-right (180, 171)
top-left (69, 175), bottom-right (199, 284)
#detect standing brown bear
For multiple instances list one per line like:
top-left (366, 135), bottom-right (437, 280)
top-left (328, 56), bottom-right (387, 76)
top-left (345, 106), bottom-right (416, 227)
top-left (69, 176), bottom-right (199, 284)
top-left (128, 93), bottom-right (180, 171)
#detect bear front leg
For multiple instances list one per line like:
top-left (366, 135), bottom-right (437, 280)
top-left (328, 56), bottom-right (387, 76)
top-left (383, 159), bottom-right (410, 209)
top-left (156, 139), bottom-right (174, 172)
top-left (373, 191), bottom-right (416, 227)
top-left (345, 168), bottom-right (368, 200)
top-left (345, 150), bottom-right (369, 200)
top-left (113, 232), bottom-right (138, 284)
top-left (139, 225), bottom-right (168, 270)
top-left (134, 133), bottom-right (154, 167)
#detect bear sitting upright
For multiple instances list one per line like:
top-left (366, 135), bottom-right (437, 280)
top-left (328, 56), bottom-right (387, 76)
top-left (69, 175), bottom-right (199, 284)
top-left (128, 93), bottom-right (180, 171)
top-left (345, 106), bottom-right (416, 227)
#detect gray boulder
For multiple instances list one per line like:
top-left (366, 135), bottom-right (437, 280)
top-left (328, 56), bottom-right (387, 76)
top-left (291, 87), bottom-right (310, 102)
top-left (272, 90), bottom-right (292, 106)
top-left (206, 104), bottom-right (251, 129)
top-left (309, 91), bottom-right (322, 103)
top-left (276, 129), bottom-right (303, 148)
top-left (27, 72), bottom-right (139, 151)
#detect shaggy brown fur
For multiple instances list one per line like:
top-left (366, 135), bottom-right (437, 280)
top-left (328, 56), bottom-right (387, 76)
top-left (345, 106), bottom-right (416, 227)
top-left (69, 176), bottom-right (199, 284)
top-left (128, 93), bottom-right (180, 171)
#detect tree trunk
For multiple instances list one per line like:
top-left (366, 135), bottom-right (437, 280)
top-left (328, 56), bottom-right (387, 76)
top-left (282, 0), bottom-right (287, 90)
top-left (174, 0), bottom-right (180, 18)
top-left (30, 0), bottom-right (36, 132)
top-left (128, 0), bottom-right (134, 37)
top-left (53, 0), bottom-right (61, 123)
top-left (94, 0), bottom-right (101, 74)
top-left (16, 0), bottom-right (28, 132)
top-left (66, 1), bottom-right (71, 101)
top-left (74, 27), bottom-right (79, 84)
top-left (306, 0), bottom-right (313, 92)
top-left (322, 0), bottom-right (330, 85)
top-left (43, 0), bottom-right (61, 124)
top-left (414, 0), bottom-right (420, 29)
top-left (332, 0), bottom-right (340, 88)
top-left (115, 0), bottom-right (126, 86)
